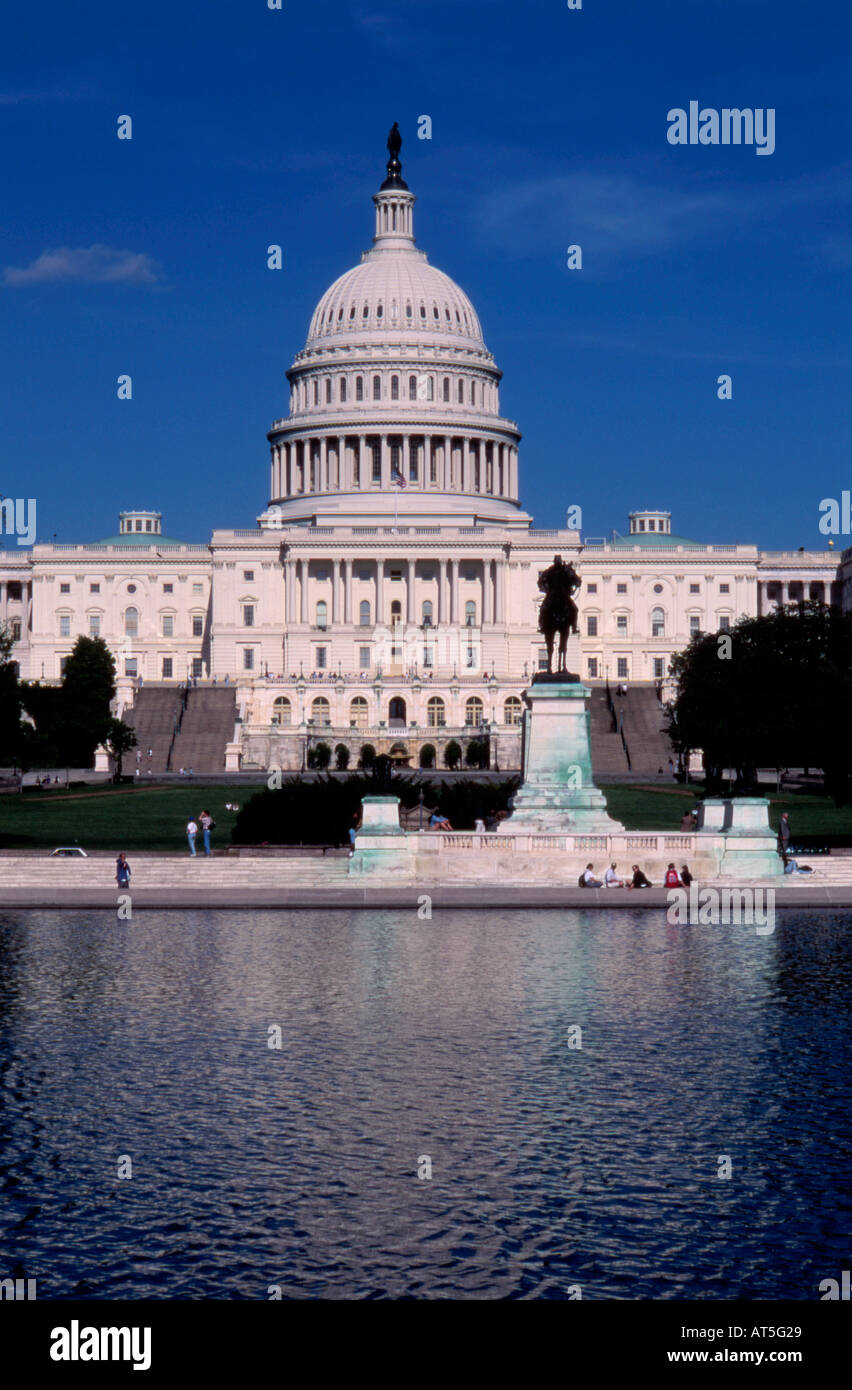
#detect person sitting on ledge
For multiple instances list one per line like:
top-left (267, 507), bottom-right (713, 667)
top-left (429, 810), bottom-right (452, 831)
top-left (579, 863), bottom-right (603, 888)
top-left (629, 865), bottom-right (652, 889)
top-left (664, 862), bottom-right (682, 887)
top-left (604, 862), bottom-right (625, 888)
top-left (680, 864), bottom-right (694, 886)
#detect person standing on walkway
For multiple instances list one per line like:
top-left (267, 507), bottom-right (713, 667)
top-left (186, 817), bottom-right (198, 856)
top-left (199, 810), bottom-right (213, 857)
top-left (115, 853), bottom-right (131, 888)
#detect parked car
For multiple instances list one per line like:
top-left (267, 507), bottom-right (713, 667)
top-left (49, 847), bottom-right (88, 857)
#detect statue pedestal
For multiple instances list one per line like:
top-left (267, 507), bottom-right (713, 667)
top-left (499, 679), bottom-right (623, 834)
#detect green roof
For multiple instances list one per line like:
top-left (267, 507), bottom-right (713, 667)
top-left (94, 533), bottom-right (185, 547)
top-left (610, 531), bottom-right (702, 548)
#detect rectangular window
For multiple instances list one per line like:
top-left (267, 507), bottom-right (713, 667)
top-left (587, 657), bottom-right (598, 678)
top-left (423, 647), bottom-right (433, 668)
top-left (59, 615), bottom-right (71, 637)
top-left (11, 619), bottom-right (21, 642)
top-left (243, 605), bottom-right (255, 627)
top-left (586, 615), bottom-right (598, 637)
top-left (315, 646), bottom-right (327, 669)
top-left (616, 615), bottom-right (628, 632)
top-left (162, 615), bottom-right (174, 637)
top-left (689, 584), bottom-right (700, 594)
top-left (359, 646), bottom-right (370, 670)
top-left (192, 583), bottom-right (203, 594)
top-left (192, 615), bottom-right (204, 637)
top-left (616, 583), bottom-right (627, 594)
top-left (466, 646), bottom-right (475, 668)
top-left (125, 658), bottom-right (138, 677)
top-left (192, 657), bottom-right (204, 678)
top-left (243, 570), bottom-right (254, 581)
top-left (371, 444), bottom-right (382, 483)
top-left (90, 583), bottom-right (100, 594)
top-left (586, 583), bottom-right (597, 594)
top-left (163, 582), bottom-right (173, 594)
top-left (719, 615), bottom-right (731, 632)
top-left (653, 657), bottom-right (665, 678)
top-left (60, 583), bottom-right (70, 594)
top-left (689, 615), bottom-right (701, 635)
top-left (720, 583), bottom-right (730, 594)
top-left (537, 647), bottom-right (549, 672)
top-left (162, 657), bottom-right (173, 679)
top-left (89, 615), bottom-right (100, 637)
top-left (617, 658), bottom-right (628, 680)
top-left (242, 649), bottom-right (254, 671)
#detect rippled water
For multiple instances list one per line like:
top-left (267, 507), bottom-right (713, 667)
top-left (0, 908), bottom-right (849, 1299)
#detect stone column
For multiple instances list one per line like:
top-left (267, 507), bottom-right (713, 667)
top-left (285, 560), bottom-right (296, 624)
top-left (445, 436), bottom-right (452, 490)
top-left (483, 559), bottom-right (493, 624)
top-left (381, 435), bottom-right (390, 490)
top-left (495, 559), bottom-right (506, 623)
top-left (438, 559), bottom-right (447, 624)
top-left (450, 559), bottom-right (459, 625)
top-left (344, 559), bottom-right (353, 624)
top-left (331, 560), bottom-right (340, 624)
top-left (425, 434), bottom-right (432, 486)
top-left (407, 558), bottom-right (416, 623)
top-left (300, 559), bottom-right (308, 624)
top-left (357, 435), bottom-right (366, 490)
top-left (376, 559), bottom-right (384, 625)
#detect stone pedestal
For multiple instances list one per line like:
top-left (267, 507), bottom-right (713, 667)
top-left (349, 796), bottom-right (411, 876)
top-left (695, 797), bottom-right (782, 878)
top-left (499, 678), bottom-right (623, 834)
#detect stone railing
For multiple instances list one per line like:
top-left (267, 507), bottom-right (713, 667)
top-left (429, 831), bottom-right (696, 854)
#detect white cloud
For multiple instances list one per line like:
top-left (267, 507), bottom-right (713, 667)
top-left (3, 244), bottom-right (163, 287)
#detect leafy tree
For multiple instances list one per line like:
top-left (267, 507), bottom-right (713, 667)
top-left (0, 624), bottom-right (22, 764)
top-left (106, 717), bottom-right (137, 781)
top-left (443, 738), bottom-right (462, 770)
top-left (419, 743), bottom-right (436, 769)
top-left (61, 637), bottom-right (116, 767)
top-left (667, 601), bottom-right (852, 798)
top-left (465, 737), bottom-right (490, 769)
top-left (358, 743), bottom-right (376, 769)
top-left (308, 740), bottom-right (332, 770)
top-left (334, 743), bottom-right (350, 770)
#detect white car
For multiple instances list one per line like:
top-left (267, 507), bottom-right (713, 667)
top-left (50, 847), bottom-right (88, 857)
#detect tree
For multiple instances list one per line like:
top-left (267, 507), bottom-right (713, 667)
top-left (667, 601), bottom-right (852, 797)
top-left (465, 737), bottom-right (490, 769)
top-left (0, 624), bottom-right (22, 764)
top-left (359, 743), bottom-right (376, 769)
top-left (309, 741), bottom-right (332, 770)
top-left (444, 738), bottom-right (462, 770)
top-left (61, 637), bottom-right (116, 768)
top-left (334, 743), bottom-right (350, 770)
top-left (419, 743), bottom-right (436, 769)
top-left (106, 717), bottom-right (138, 781)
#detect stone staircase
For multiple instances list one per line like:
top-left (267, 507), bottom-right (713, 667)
top-left (169, 687), bottom-right (237, 773)
top-left (612, 683), bottom-right (675, 775)
top-left (125, 685), bottom-right (184, 773)
top-left (0, 855), bottom-right (351, 889)
top-left (588, 688), bottom-right (630, 774)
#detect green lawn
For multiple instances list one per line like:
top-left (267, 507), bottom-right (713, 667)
top-left (2, 779), bottom-right (851, 851)
top-left (0, 784), bottom-right (245, 852)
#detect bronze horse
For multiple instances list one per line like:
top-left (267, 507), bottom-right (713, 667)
top-left (537, 554), bottom-right (581, 673)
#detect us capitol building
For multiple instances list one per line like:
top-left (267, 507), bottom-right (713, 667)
top-left (0, 135), bottom-right (842, 771)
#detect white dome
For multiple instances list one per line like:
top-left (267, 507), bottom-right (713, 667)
top-left (306, 256), bottom-right (485, 353)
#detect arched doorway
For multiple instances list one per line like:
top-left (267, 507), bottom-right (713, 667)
top-left (388, 696), bottom-right (407, 727)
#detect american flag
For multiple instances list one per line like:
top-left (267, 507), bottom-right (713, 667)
top-left (391, 467), bottom-right (407, 489)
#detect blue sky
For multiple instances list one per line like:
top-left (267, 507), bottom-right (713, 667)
top-left (1, 0), bottom-right (850, 549)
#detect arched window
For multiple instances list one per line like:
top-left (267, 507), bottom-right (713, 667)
top-left (457, 379), bottom-right (464, 403)
top-left (316, 600), bottom-right (328, 630)
top-left (419, 303), bottom-right (426, 320)
top-left (408, 375), bottom-right (417, 401)
top-left (406, 302), bottom-right (413, 320)
top-left (442, 377), bottom-right (450, 402)
top-left (504, 696), bottom-right (523, 726)
top-left (422, 600), bottom-right (433, 626)
top-left (427, 696), bottom-right (446, 728)
top-left (356, 376), bottom-right (364, 401)
top-left (311, 697), bottom-right (331, 726)
top-left (339, 376), bottom-right (347, 402)
top-left (272, 696), bottom-right (292, 726)
top-left (651, 607), bottom-right (665, 638)
top-left (465, 600), bottom-right (477, 627)
top-left (465, 696), bottom-right (484, 726)
top-left (359, 600), bottom-right (371, 626)
top-left (124, 606), bottom-right (138, 637)
top-left (391, 375), bottom-right (399, 400)
top-left (349, 696), bottom-right (369, 729)
top-left (390, 600), bottom-right (402, 621)
top-left (313, 381), bottom-right (319, 405)
top-left (372, 375), bottom-right (381, 401)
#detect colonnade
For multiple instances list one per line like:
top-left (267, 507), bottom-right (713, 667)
top-left (269, 434), bottom-right (519, 502)
top-left (284, 556), bottom-right (508, 628)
